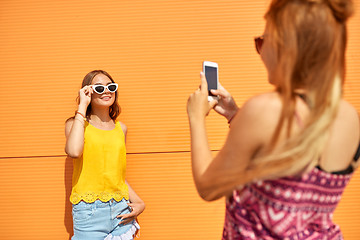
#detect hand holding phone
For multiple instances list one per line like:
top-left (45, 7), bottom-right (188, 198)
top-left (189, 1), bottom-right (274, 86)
top-left (203, 61), bottom-right (219, 101)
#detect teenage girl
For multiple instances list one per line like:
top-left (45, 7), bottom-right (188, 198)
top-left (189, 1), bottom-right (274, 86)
top-left (65, 70), bottom-right (145, 240)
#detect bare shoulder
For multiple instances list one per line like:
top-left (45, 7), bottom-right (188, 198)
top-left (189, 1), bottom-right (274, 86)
top-left (338, 100), bottom-right (359, 122)
top-left (243, 92), bottom-right (282, 109)
top-left (230, 92), bottom-right (283, 145)
top-left (337, 100), bottom-right (360, 138)
top-left (240, 92), bottom-right (282, 125)
top-left (339, 101), bottom-right (360, 169)
top-left (119, 121), bottom-right (128, 135)
top-left (324, 100), bottom-right (360, 170)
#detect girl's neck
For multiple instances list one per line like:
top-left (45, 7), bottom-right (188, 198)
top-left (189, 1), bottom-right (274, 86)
top-left (89, 108), bottom-right (113, 124)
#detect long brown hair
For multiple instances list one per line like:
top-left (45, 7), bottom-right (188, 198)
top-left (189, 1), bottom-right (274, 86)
top-left (246, 0), bottom-right (354, 179)
top-left (79, 70), bottom-right (121, 120)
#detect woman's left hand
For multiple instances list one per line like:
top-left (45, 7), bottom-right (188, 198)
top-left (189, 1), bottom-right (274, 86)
top-left (117, 201), bottom-right (145, 225)
top-left (187, 72), bottom-right (218, 122)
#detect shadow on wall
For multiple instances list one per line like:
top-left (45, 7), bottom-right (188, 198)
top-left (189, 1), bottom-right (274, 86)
top-left (64, 156), bottom-right (73, 239)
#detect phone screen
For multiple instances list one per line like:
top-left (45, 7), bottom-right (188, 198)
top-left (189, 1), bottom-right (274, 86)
top-left (205, 66), bottom-right (218, 96)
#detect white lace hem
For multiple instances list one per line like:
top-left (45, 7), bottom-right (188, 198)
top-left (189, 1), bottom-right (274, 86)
top-left (104, 221), bottom-right (140, 240)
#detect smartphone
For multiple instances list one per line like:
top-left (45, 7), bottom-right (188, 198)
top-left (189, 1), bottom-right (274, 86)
top-left (203, 61), bottom-right (219, 101)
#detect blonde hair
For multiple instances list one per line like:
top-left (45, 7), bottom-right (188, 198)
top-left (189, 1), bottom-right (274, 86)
top-left (245, 0), bottom-right (354, 180)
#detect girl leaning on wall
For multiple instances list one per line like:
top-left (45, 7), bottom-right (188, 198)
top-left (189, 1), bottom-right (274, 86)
top-left (65, 70), bottom-right (144, 240)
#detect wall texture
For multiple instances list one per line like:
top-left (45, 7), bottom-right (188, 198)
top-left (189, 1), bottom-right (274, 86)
top-left (0, 0), bottom-right (359, 239)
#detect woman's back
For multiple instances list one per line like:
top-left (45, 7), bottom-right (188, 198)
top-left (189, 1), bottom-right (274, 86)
top-left (250, 92), bottom-right (359, 174)
top-left (222, 92), bottom-right (359, 239)
top-left (320, 100), bottom-right (359, 173)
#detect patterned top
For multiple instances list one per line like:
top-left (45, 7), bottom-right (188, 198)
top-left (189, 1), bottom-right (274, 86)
top-left (70, 121), bottom-right (129, 204)
top-left (223, 167), bottom-right (353, 240)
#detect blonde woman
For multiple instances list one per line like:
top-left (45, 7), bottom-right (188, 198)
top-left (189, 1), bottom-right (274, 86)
top-left (187, 0), bottom-right (359, 239)
top-left (65, 70), bottom-right (144, 240)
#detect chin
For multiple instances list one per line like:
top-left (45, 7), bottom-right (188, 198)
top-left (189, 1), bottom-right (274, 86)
top-left (269, 81), bottom-right (276, 86)
top-left (93, 99), bottom-right (115, 108)
top-left (268, 77), bottom-right (275, 85)
top-left (267, 73), bottom-right (278, 86)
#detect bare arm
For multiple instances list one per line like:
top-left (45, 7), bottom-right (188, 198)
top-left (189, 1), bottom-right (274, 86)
top-left (120, 122), bottom-right (144, 205)
top-left (117, 122), bottom-right (145, 224)
top-left (126, 180), bottom-right (145, 205)
top-left (118, 180), bottom-right (145, 225)
top-left (65, 85), bottom-right (93, 158)
top-left (187, 73), bottom-right (277, 201)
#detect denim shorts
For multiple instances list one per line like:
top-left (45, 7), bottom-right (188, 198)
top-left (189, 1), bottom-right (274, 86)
top-left (72, 198), bottom-right (140, 240)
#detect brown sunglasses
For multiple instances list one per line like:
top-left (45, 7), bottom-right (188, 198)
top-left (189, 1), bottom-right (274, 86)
top-left (254, 35), bottom-right (264, 54)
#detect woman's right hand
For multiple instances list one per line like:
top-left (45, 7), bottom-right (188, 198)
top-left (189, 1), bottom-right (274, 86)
top-left (211, 84), bottom-right (239, 122)
top-left (78, 85), bottom-right (93, 107)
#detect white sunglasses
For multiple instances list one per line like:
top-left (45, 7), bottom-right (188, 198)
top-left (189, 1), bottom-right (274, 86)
top-left (92, 83), bottom-right (118, 94)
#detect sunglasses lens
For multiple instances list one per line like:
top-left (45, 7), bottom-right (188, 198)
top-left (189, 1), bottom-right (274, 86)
top-left (108, 84), bottom-right (117, 92)
top-left (94, 85), bottom-right (105, 93)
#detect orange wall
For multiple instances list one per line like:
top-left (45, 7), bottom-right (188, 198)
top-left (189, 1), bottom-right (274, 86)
top-left (0, 1), bottom-right (359, 239)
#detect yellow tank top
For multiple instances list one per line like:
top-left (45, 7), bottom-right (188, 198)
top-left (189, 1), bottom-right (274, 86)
top-left (70, 121), bottom-right (129, 204)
